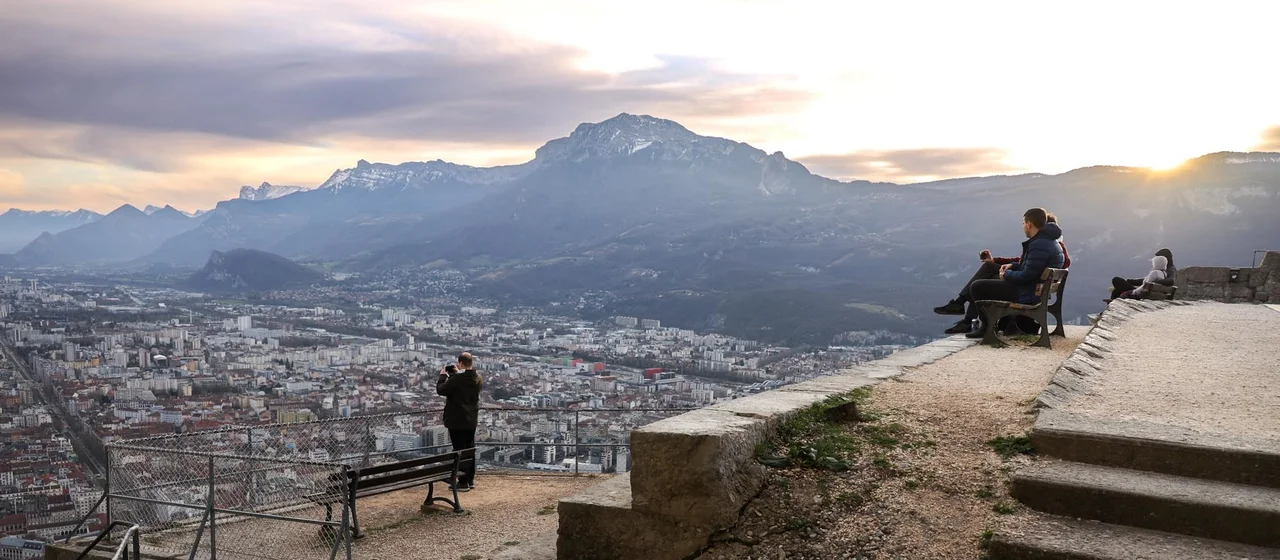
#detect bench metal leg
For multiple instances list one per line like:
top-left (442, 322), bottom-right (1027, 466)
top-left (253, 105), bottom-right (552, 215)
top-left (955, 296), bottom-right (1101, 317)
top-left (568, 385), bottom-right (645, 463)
top-left (1033, 311), bottom-right (1053, 348)
top-left (422, 481), bottom-right (464, 513)
top-left (1049, 302), bottom-right (1065, 337)
top-left (978, 306), bottom-right (1008, 348)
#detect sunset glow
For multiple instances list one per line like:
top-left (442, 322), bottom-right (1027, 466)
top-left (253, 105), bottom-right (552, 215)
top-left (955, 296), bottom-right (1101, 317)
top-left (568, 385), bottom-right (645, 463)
top-left (2, 0), bottom-right (1279, 211)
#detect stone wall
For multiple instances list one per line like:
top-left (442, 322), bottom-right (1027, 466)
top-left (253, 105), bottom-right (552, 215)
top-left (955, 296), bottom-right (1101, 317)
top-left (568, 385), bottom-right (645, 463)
top-left (1178, 251), bottom-right (1280, 304)
top-left (556, 337), bottom-right (977, 560)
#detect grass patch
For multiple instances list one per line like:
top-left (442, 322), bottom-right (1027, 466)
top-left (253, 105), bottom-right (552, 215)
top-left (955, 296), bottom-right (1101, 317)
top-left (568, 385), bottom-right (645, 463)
top-left (785, 517), bottom-right (812, 531)
top-left (835, 491), bottom-right (865, 508)
top-left (992, 502), bottom-right (1017, 515)
top-left (987, 435), bottom-right (1035, 460)
top-left (757, 391), bottom-right (871, 471)
top-left (503, 541), bottom-right (521, 546)
top-left (903, 479), bottom-right (920, 490)
top-left (1013, 334), bottom-right (1040, 343)
top-left (461, 555), bottom-right (483, 560)
top-left (861, 422), bottom-right (907, 448)
top-left (976, 486), bottom-right (995, 499)
top-left (871, 454), bottom-right (892, 470)
top-left (979, 529), bottom-right (994, 549)
top-left (537, 504), bottom-right (557, 515)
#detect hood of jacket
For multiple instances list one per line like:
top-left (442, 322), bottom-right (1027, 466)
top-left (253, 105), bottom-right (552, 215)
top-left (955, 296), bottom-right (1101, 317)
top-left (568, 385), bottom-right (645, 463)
top-left (1036, 222), bottom-right (1063, 241)
top-left (1151, 255), bottom-right (1168, 271)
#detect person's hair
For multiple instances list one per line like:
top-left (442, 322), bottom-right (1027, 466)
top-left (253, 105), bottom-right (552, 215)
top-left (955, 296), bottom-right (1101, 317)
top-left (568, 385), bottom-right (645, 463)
top-left (457, 352), bottom-right (474, 369)
top-left (1155, 248), bottom-right (1174, 269)
top-left (1023, 208), bottom-right (1048, 229)
top-left (1046, 212), bottom-right (1058, 224)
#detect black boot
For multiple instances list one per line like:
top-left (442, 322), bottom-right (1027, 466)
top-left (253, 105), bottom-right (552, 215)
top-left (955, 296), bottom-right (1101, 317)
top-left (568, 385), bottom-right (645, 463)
top-left (965, 322), bottom-right (987, 338)
top-left (944, 319), bottom-right (973, 334)
top-left (933, 298), bottom-right (966, 315)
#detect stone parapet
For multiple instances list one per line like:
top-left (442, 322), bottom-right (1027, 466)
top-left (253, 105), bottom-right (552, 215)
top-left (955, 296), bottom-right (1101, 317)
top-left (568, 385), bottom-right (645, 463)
top-left (1178, 251), bottom-right (1280, 303)
top-left (557, 336), bottom-right (977, 559)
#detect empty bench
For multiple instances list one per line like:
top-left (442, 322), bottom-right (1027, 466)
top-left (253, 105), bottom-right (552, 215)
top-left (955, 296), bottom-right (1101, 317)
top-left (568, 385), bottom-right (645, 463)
top-left (309, 448), bottom-right (475, 538)
top-left (976, 267), bottom-right (1068, 348)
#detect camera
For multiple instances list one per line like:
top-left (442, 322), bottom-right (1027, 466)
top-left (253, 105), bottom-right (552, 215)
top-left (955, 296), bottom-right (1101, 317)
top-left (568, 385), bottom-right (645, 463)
top-left (444, 364), bottom-right (458, 374)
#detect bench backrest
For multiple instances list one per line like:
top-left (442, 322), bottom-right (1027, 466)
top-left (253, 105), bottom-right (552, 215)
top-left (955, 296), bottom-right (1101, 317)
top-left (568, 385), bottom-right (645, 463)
top-left (335, 448), bottom-right (476, 490)
top-left (1034, 268), bottom-right (1068, 307)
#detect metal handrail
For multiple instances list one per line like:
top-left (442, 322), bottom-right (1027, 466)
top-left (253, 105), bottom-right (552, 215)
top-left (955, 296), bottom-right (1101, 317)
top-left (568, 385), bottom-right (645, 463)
top-left (1253, 250), bottom-right (1279, 268)
top-left (71, 520), bottom-right (139, 560)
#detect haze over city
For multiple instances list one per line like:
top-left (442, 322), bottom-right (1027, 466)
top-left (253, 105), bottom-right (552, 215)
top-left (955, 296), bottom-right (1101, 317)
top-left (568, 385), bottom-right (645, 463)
top-left (3, 0), bottom-right (1280, 212)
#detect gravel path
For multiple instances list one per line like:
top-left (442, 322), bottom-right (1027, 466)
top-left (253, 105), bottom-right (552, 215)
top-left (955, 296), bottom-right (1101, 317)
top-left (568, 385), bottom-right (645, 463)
top-left (699, 328), bottom-right (1088, 560)
top-left (1062, 303), bottom-right (1280, 442)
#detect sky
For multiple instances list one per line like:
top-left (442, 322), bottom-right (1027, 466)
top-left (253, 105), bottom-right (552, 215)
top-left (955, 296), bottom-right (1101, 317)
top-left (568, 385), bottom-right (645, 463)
top-left (2, 0), bottom-right (1280, 212)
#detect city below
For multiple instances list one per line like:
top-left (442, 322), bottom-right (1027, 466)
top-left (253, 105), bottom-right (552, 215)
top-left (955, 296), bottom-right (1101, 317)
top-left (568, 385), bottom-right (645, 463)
top-left (0, 268), bottom-right (923, 556)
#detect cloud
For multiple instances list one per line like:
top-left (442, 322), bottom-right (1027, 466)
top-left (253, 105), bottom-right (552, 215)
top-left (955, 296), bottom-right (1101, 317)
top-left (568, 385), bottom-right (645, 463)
top-left (1256, 126), bottom-right (1280, 151)
top-left (799, 148), bottom-right (1016, 183)
top-left (0, 2), bottom-right (811, 173)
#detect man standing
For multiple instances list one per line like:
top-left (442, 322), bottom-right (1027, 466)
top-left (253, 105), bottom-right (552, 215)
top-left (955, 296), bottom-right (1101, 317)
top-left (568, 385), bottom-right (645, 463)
top-left (437, 352), bottom-right (482, 491)
top-left (965, 208), bottom-right (1065, 339)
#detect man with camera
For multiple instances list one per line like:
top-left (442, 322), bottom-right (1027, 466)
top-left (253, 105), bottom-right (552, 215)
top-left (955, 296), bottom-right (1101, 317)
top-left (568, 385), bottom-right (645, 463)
top-left (436, 352), bottom-right (482, 491)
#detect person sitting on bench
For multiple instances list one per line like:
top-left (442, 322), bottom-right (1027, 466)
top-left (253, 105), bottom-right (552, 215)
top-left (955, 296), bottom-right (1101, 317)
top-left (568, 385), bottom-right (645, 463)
top-left (1111, 254), bottom-right (1168, 300)
top-left (1109, 248), bottom-right (1176, 300)
top-left (964, 207), bottom-right (1065, 339)
top-left (935, 213), bottom-right (1070, 335)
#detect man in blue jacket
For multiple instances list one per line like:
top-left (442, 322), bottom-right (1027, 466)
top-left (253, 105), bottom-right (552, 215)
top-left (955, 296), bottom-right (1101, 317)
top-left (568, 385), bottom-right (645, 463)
top-left (965, 208), bottom-right (1065, 339)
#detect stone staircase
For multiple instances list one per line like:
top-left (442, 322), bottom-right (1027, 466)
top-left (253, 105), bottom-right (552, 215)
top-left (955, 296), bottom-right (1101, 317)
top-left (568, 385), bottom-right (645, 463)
top-left (989, 409), bottom-right (1280, 559)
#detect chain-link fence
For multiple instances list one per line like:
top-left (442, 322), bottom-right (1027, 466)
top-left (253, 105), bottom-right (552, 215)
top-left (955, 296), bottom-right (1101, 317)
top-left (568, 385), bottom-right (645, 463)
top-left (99, 407), bottom-right (688, 559)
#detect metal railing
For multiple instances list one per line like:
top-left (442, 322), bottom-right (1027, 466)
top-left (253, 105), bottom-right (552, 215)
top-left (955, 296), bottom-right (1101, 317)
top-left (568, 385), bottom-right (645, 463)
top-left (71, 521), bottom-right (139, 560)
top-left (93, 406), bottom-right (690, 559)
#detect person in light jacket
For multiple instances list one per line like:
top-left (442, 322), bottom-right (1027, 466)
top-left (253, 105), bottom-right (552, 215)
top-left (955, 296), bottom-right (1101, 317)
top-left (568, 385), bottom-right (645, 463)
top-left (1112, 254), bottom-right (1168, 299)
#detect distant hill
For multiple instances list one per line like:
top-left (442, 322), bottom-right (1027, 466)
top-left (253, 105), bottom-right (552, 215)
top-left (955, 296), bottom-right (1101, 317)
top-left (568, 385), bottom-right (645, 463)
top-left (13, 204), bottom-right (201, 265)
top-left (0, 208), bottom-right (101, 253)
top-left (239, 182), bottom-right (309, 201)
top-left (186, 248), bottom-right (324, 292)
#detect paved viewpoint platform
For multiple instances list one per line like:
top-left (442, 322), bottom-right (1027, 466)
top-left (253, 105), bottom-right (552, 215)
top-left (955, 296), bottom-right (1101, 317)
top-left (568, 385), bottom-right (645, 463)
top-left (994, 300), bottom-right (1280, 559)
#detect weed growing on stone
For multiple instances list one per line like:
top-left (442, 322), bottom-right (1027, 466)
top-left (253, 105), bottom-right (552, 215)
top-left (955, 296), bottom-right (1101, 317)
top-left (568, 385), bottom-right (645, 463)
top-left (756, 390), bottom-right (870, 471)
top-left (987, 434), bottom-right (1035, 459)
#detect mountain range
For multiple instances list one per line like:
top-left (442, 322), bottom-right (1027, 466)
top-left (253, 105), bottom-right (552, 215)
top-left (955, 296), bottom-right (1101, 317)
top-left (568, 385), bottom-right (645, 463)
top-left (3, 113), bottom-right (1279, 344)
top-left (0, 209), bottom-right (101, 253)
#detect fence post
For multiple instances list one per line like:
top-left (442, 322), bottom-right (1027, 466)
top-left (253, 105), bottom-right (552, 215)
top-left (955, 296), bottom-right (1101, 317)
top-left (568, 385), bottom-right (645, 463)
top-left (207, 456), bottom-right (217, 560)
top-left (245, 427), bottom-right (255, 508)
top-left (104, 446), bottom-right (112, 524)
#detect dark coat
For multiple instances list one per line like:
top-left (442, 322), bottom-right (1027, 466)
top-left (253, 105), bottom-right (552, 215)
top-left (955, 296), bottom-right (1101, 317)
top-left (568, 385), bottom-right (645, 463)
top-left (436, 369), bottom-right (482, 430)
top-left (1002, 222), bottom-right (1065, 304)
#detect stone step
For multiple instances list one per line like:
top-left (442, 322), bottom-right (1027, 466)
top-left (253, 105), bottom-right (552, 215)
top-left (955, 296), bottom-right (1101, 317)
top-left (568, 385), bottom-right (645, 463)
top-left (990, 514), bottom-right (1280, 560)
top-left (1011, 460), bottom-right (1280, 548)
top-left (1033, 410), bottom-right (1280, 488)
top-left (556, 473), bottom-right (706, 560)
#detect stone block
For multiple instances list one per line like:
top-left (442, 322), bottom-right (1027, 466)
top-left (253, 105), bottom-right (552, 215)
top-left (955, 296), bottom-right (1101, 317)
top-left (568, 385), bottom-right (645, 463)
top-left (1179, 266), bottom-right (1232, 284)
top-left (1257, 293), bottom-right (1271, 303)
top-left (630, 409), bottom-right (769, 529)
top-left (1248, 269), bottom-right (1269, 288)
top-left (1259, 251), bottom-right (1280, 272)
top-left (558, 474), bottom-right (709, 560)
top-left (779, 370), bottom-right (878, 395)
top-left (707, 389), bottom-right (831, 431)
top-left (1227, 283), bottom-right (1256, 299)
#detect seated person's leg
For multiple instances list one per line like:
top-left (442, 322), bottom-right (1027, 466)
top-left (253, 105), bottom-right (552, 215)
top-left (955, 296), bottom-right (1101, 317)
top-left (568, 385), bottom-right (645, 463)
top-left (965, 279), bottom-right (1019, 338)
top-left (937, 261), bottom-right (1001, 316)
top-left (1110, 277), bottom-right (1139, 300)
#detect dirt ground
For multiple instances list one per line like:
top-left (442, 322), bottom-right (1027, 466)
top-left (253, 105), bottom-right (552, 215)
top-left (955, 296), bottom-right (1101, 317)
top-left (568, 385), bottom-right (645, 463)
top-left (698, 329), bottom-right (1087, 560)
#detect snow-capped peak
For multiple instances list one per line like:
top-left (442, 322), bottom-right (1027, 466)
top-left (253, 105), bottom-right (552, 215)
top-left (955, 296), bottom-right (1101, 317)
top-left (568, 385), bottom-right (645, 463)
top-left (239, 182), bottom-right (309, 201)
top-left (317, 159), bottom-right (532, 191)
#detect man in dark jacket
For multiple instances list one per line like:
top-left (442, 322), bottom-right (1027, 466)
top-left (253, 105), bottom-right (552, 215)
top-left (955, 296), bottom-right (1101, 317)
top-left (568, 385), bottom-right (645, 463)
top-left (437, 352), bottom-right (482, 490)
top-left (935, 214), bottom-right (1070, 334)
top-left (965, 208), bottom-right (1065, 339)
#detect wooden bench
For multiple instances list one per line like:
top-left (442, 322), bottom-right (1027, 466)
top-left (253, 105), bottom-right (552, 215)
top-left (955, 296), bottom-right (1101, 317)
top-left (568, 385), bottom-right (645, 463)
top-left (309, 448), bottom-right (475, 538)
top-left (976, 267), bottom-right (1068, 349)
